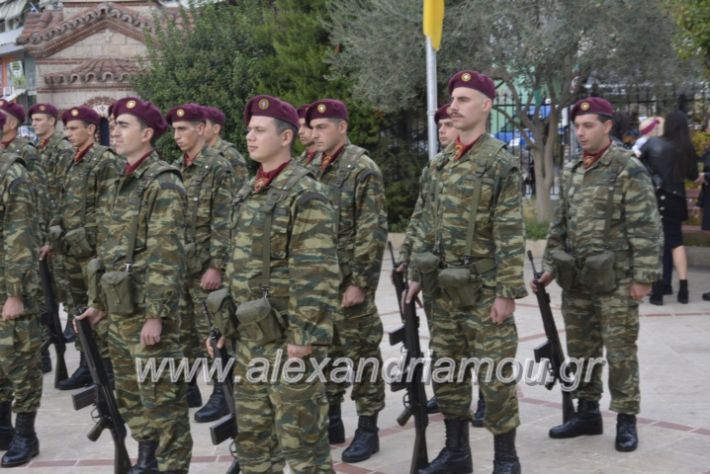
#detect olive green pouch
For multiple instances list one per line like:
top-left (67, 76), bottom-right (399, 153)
top-left (438, 267), bottom-right (480, 307)
top-left (100, 271), bottom-right (135, 315)
top-left (580, 250), bottom-right (617, 293)
top-left (87, 258), bottom-right (105, 304)
top-left (48, 224), bottom-right (64, 248)
top-left (64, 227), bottom-right (93, 258)
top-left (235, 296), bottom-right (284, 344)
top-left (411, 251), bottom-right (440, 294)
top-left (548, 248), bottom-right (577, 291)
top-left (206, 288), bottom-right (236, 336)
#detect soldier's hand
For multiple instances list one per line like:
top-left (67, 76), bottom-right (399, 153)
top-left (141, 318), bottom-right (163, 346)
top-left (629, 283), bottom-right (652, 301)
top-left (2, 296), bottom-right (24, 321)
top-left (405, 281), bottom-right (422, 305)
top-left (489, 297), bottom-right (515, 325)
top-left (341, 285), bottom-right (366, 308)
top-left (287, 343), bottom-right (312, 359)
top-left (38, 244), bottom-right (52, 261)
top-left (531, 271), bottom-right (554, 293)
top-left (395, 263), bottom-right (407, 273)
top-left (205, 336), bottom-right (225, 358)
top-left (200, 268), bottom-right (222, 291)
top-left (75, 307), bottom-right (106, 328)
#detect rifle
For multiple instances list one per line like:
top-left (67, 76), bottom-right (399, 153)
top-left (387, 242), bottom-right (428, 473)
top-left (38, 258), bottom-right (68, 388)
top-left (527, 250), bottom-right (575, 423)
top-left (201, 300), bottom-right (239, 474)
top-left (72, 311), bottom-right (131, 474)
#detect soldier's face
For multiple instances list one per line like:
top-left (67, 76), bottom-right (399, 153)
top-left (64, 120), bottom-right (94, 149)
top-left (310, 118), bottom-right (346, 154)
top-left (298, 118), bottom-right (313, 147)
top-left (172, 120), bottom-right (204, 152)
top-left (114, 114), bottom-right (152, 157)
top-left (438, 118), bottom-right (458, 147)
top-left (2, 113), bottom-right (16, 134)
top-left (31, 113), bottom-right (55, 137)
top-left (574, 114), bottom-right (613, 153)
top-left (246, 116), bottom-right (290, 163)
top-left (449, 88), bottom-right (491, 132)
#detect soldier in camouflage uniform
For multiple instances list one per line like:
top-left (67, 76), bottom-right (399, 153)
top-left (296, 104), bottom-right (319, 169)
top-left (211, 95), bottom-right (337, 473)
top-left (306, 99), bottom-right (388, 463)
top-left (77, 98), bottom-right (192, 474)
top-left (202, 105), bottom-right (250, 187)
top-left (53, 106), bottom-right (122, 391)
top-left (535, 97), bottom-right (661, 454)
top-left (166, 103), bottom-right (235, 418)
top-left (0, 110), bottom-right (43, 467)
top-left (407, 71), bottom-right (527, 474)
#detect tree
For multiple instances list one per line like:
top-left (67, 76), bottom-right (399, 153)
top-left (668, 0), bottom-right (710, 70)
top-left (328, 0), bottom-right (699, 221)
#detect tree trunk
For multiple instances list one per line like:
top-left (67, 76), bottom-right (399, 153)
top-left (532, 106), bottom-right (560, 222)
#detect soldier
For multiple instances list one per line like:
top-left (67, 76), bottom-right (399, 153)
top-left (53, 106), bottom-right (122, 391)
top-left (77, 97), bottom-right (192, 474)
top-left (406, 70), bottom-right (527, 474)
top-left (210, 94), bottom-right (338, 473)
top-left (201, 105), bottom-right (249, 187)
top-left (533, 97), bottom-right (661, 453)
top-left (306, 99), bottom-right (388, 462)
top-left (296, 104), bottom-right (318, 168)
top-left (166, 103), bottom-right (234, 419)
top-left (0, 110), bottom-right (43, 467)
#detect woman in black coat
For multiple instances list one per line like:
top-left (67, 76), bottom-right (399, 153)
top-left (640, 110), bottom-right (698, 304)
top-left (696, 113), bottom-right (710, 300)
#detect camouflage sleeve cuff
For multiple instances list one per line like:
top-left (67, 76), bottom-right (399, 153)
top-left (209, 258), bottom-right (225, 272)
top-left (633, 269), bottom-right (659, 285)
top-left (286, 327), bottom-right (329, 347)
top-left (5, 282), bottom-right (23, 298)
top-left (349, 274), bottom-right (369, 291)
top-left (144, 301), bottom-right (172, 321)
top-left (496, 284), bottom-right (528, 300)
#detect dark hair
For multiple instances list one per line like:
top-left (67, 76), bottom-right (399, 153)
top-left (611, 112), bottom-right (631, 141)
top-left (274, 118), bottom-right (297, 152)
top-left (662, 110), bottom-right (697, 180)
top-left (136, 118), bottom-right (158, 147)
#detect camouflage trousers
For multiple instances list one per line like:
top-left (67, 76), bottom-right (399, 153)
top-left (0, 314), bottom-right (43, 412)
top-left (325, 296), bottom-right (385, 416)
top-left (561, 279), bottom-right (640, 414)
top-left (429, 289), bottom-right (519, 435)
top-left (178, 274), bottom-right (210, 363)
top-left (108, 315), bottom-right (192, 472)
top-left (234, 340), bottom-right (332, 474)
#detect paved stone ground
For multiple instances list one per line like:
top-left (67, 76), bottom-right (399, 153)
top-left (21, 237), bottom-right (710, 473)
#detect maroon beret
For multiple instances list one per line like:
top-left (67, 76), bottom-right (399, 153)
top-left (0, 100), bottom-right (25, 122)
top-left (434, 103), bottom-right (451, 124)
top-left (447, 70), bottom-right (496, 100)
top-left (243, 95), bottom-right (299, 129)
top-left (297, 104), bottom-right (310, 120)
top-left (305, 99), bottom-right (349, 126)
top-left (113, 97), bottom-right (169, 139)
top-left (0, 113), bottom-right (6, 130)
top-left (61, 106), bottom-right (100, 126)
top-left (570, 97), bottom-right (614, 121)
top-left (166, 103), bottom-right (207, 125)
top-left (28, 103), bottom-right (59, 120)
top-left (202, 106), bottom-right (225, 125)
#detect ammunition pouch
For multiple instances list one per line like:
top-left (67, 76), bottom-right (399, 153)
top-left (411, 252), bottom-right (440, 294)
top-left (438, 267), bottom-right (479, 307)
top-left (86, 258), bottom-right (105, 305)
top-left (63, 227), bottom-right (93, 258)
top-left (579, 250), bottom-right (617, 293)
top-left (206, 288), bottom-right (235, 334)
top-left (100, 270), bottom-right (135, 316)
top-left (48, 224), bottom-right (64, 249)
top-left (235, 296), bottom-right (285, 344)
top-left (548, 248), bottom-right (577, 291)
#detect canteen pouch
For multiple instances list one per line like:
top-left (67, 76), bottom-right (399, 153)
top-left (438, 267), bottom-right (480, 308)
top-left (411, 252), bottom-right (440, 294)
top-left (235, 296), bottom-right (284, 344)
top-left (580, 250), bottom-right (617, 293)
top-left (48, 224), bottom-right (64, 248)
top-left (206, 288), bottom-right (236, 336)
top-left (548, 248), bottom-right (577, 291)
top-left (86, 258), bottom-right (105, 305)
top-left (63, 227), bottom-right (93, 258)
top-left (184, 242), bottom-right (204, 275)
top-left (100, 271), bottom-right (135, 316)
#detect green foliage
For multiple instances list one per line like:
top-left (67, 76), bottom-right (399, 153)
top-left (668, 0), bottom-right (710, 71)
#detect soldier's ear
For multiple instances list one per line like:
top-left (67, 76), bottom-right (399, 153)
top-left (143, 126), bottom-right (155, 144)
top-left (338, 120), bottom-right (348, 135)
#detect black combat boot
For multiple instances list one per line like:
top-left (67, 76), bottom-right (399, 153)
top-left (194, 378), bottom-right (228, 423)
top-left (649, 280), bottom-right (664, 306)
top-left (127, 440), bottom-right (158, 474)
top-left (186, 378), bottom-right (202, 408)
top-left (1, 412), bottom-right (39, 467)
top-left (663, 282), bottom-right (673, 295)
top-left (678, 280), bottom-right (689, 304)
top-left (57, 352), bottom-right (92, 390)
top-left (418, 418), bottom-right (472, 474)
top-left (328, 403), bottom-right (345, 444)
top-left (615, 414), bottom-right (638, 452)
top-left (63, 318), bottom-right (76, 343)
top-left (426, 397), bottom-right (440, 414)
top-left (0, 401), bottom-right (13, 450)
top-left (472, 391), bottom-right (485, 428)
top-left (41, 347), bottom-right (52, 374)
top-left (492, 429), bottom-right (521, 474)
top-left (549, 399), bottom-right (603, 438)
top-left (341, 414), bottom-right (379, 463)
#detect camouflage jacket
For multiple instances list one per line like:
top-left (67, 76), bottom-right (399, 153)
top-left (411, 134), bottom-right (527, 300)
top-left (0, 153), bottom-right (41, 312)
top-left (223, 161), bottom-right (339, 346)
top-left (94, 152), bottom-right (187, 320)
top-left (58, 144), bottom-right (122, 255)
top-left (209, 138), bottom-right (249, 189)
top-left (179, 146), bottom-right (235, 274)
top-left (543, 144), bottom-right (661, 284)
top-left (311, 144), bottom-right (387, 295)
top-left (399, 152), bottom-right (449, 265)
top-left (38, 133), bottom-right (74, 205)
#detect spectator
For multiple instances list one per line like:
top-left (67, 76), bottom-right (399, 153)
top-left (632, 116), bottom-right (664, 157)
top-left (641, 110), bottom-right (699, 304)
top-left (695, 112), bottom-right (710, 301)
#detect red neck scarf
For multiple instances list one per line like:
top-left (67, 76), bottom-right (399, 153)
top-left (124, 150), bottom-right (154, 175)
top-left (319, 145), bottom-right (345, 171)
top-left (254, 160), bottom-right (291, 193)
top-left (453, 135), bottom-right (482, 161)
top-left (582, 141), bottom-right (611, 169)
